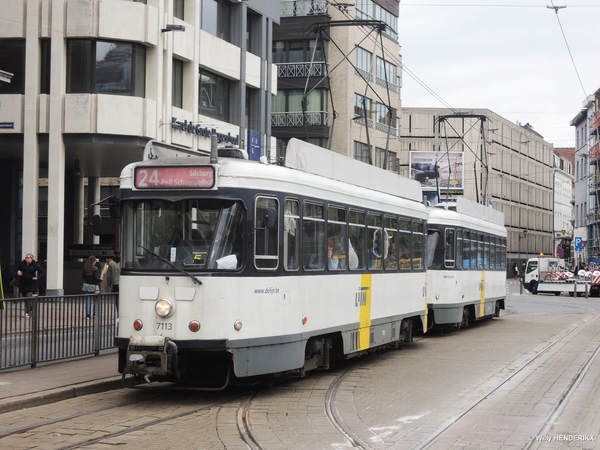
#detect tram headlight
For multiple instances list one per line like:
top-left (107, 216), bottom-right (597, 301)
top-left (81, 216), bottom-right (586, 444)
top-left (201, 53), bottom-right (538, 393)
top-left (234, 320), bottom-right (242, 331)
top-left (155, 298), bottom-right (175, 318)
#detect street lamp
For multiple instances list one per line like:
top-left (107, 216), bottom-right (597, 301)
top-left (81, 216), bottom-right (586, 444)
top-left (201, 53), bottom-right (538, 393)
top-left (519, 229), bottom-right (528, 294)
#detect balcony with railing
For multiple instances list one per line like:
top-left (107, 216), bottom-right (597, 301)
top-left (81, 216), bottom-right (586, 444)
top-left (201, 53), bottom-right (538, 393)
top-left (277, 62), bottom-right (328, 78)
top-left (281, 0), bottom-right (328, 18)
top-left (355, 67), bottom-right (373, 82)
top-left (375, 121), bottom-right (398, 136)
top-left (272, 111), bottom-right (329, 127)
top-left (590, 110), bottom-right (600, 130)
top-left (376, 76), bottom-right (399, 93)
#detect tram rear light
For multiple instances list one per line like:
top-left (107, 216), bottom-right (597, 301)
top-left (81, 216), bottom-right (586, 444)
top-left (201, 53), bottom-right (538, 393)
top-left (155, 298), bottom-right (175, 318)
top-left (133, 319), bottom-right (143, 331)
top-left (234, 320), bottom-right (242, 331)
top-left (302, 315), bottom-right (308, 325)
top-left (189, 321), bottom-right (200, 332)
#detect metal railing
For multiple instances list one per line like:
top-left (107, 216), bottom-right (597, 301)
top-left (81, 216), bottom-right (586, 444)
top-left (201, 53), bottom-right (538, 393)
top-left (280, 0), bottom-right (328, 17)
top-left (277, 62), bottom-right (328, 78)
top-left (0, 293), bottom-right (118, 370)
top-left (271, 111), bottom-right (329, 127)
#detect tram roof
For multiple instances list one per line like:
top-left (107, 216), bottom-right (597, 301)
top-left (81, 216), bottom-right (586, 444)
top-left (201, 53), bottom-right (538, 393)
top-left (428, 198), bottom-right (506, 235)
top-left (284, 139), bottom-right (423, 203)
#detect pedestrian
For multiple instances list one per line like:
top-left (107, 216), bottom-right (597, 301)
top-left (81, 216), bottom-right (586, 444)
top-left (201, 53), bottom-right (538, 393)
top-left (106, 250), bottom-right (121, 312)
top-left (16, 253), bottom-right (44, 318)
top-left (82, 255), bottom-right (103, 319)
top-left (514, 262), bottom-right (520, 279)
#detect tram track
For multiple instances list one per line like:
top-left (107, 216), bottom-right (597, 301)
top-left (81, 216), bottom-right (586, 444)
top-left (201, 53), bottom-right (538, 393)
top-left (0, 385), bottom-right (254, 448)
top-left (409, 312), bottom-right (600, 450)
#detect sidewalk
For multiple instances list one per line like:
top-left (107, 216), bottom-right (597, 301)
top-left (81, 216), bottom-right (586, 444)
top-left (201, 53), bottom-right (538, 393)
top-left (0, 351), bottom-right (122, 414)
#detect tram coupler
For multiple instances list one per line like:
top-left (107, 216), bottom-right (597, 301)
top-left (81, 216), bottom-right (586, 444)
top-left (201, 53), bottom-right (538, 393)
top-left (125, 335), bottom-right (172, 377)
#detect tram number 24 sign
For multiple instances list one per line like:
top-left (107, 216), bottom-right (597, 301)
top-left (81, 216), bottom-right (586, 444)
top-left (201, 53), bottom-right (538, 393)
top-left (134, 166), bottom-right (215, 189)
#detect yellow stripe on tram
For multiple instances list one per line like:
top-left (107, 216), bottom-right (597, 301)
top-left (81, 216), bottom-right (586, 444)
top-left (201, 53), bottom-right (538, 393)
top-left (358, 274), bottom-right (372, 351)
top-left (479, 270), bottom-right (486, 317)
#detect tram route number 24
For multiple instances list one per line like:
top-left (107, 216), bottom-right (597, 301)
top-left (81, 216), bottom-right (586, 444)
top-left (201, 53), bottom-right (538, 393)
top-left (157, 323), bottom-right (173, 331)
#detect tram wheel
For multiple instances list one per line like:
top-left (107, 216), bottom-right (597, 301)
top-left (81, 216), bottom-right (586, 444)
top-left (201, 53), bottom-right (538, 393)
top-left (458, 307), bottom-right (469, 329)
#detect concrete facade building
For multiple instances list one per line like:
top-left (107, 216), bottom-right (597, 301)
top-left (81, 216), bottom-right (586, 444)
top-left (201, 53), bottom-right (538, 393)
top-left (0, 0), bottom-right (279, 294)
top-left (400, 107), bottom-right (559, 268)
top-left (272, 0), bottom-right (402, 171)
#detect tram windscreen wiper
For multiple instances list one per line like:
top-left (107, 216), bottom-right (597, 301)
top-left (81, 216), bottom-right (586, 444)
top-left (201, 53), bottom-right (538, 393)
top-left (138, 245), bottom-right (202, 285)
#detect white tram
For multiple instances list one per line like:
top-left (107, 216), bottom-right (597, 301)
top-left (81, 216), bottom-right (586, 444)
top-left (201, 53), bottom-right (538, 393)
top-left (425, 198), bottom-right (507, 328)
top-left (116, 139), bottom-right (429, 387)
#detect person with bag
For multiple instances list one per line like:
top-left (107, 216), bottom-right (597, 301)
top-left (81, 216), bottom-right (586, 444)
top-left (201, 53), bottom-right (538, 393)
top-left (16, 253), bottom-right (44, 318)
top-left (82, 255), bottom-right (103, 320)
top-left (105, 250), bottom-right (121, 312)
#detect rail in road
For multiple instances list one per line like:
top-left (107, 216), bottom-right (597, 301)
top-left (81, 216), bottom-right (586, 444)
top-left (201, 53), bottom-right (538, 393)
top-left (2, 296), bottom-right (600, 448)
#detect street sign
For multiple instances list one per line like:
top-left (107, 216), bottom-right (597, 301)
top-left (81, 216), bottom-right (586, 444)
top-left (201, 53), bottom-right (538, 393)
top-left (575, 237), bottom-right (583, 252)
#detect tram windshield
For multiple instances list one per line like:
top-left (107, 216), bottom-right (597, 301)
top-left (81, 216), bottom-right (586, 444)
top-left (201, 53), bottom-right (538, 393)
top-left (121, 199), bottom-right (244, 271)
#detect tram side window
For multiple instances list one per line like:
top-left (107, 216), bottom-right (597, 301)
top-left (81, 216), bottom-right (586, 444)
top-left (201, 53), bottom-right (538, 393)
top-left (284, 199), bottom-right (300, 271)
top-left (412, 221), bottom-right (424, 270)
top-left (348, 210), bottom-right (365, 270)
top-left (327, 206), bottom-right (347, 271)
top-left (470, 233), bottom-right (477, 268)
top-left (384, 216), bottom-right (398, 270)
top-left (398, 218), bottom-right (411, 270)
top-left (462, 231), bottom-right (470, 269)
top-left (303, 202), bottom-right (325, 270)
top-left (476, 233), bottom-right (483, 269)
top-left (489, 236), bottom-right (496, 270)
top-left (444, 228), bottom-right (455, 268)
top-left (254, 197), bottom-right (279, 270)
top-left (456, 229), bottom-right (463, 269)
top-left (500, 237), bottom-right (507, 269)
top-left (426, 229), bottom-right (441, 269)
top-left (367, 213), bottom-right (384, 270)
top-left (483, 234), bottom-right (490, 269)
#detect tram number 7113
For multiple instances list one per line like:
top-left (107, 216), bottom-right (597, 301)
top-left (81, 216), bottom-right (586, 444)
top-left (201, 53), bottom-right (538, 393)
top-left (157, 323), bottom-right (173, 331)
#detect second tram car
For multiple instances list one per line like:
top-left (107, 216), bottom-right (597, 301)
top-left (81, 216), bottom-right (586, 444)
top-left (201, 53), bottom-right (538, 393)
top-left (115, 139), bottom-right (430, 387)
top-left (426, 198), bottom-right (507, 328)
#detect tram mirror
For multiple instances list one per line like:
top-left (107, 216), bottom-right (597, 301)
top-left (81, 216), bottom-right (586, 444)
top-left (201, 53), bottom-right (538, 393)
top-left (263, 207), bottom-right (277, 229)
top-left (91, 214), bottom-right (102, 236)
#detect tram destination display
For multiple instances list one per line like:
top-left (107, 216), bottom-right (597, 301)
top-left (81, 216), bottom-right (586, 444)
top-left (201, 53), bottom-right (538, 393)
top-left (134, 166), bottom-right (215, 189)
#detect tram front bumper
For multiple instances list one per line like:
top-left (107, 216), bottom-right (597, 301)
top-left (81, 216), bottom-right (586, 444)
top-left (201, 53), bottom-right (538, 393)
top-left (126, 335), bottom-right (171, 377)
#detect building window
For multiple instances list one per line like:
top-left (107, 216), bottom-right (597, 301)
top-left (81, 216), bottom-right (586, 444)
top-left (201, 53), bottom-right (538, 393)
top-left (272, 89), bottom-right (328, 127)
top-left (375, 103), bottom-right (392, 125)
top-left (355, 0), bottom-right (398, 41)
top-left (66, 40), bottom-right (146, 97)
top-left (173, 0), bottom-right (184, 20)
top-left (172, 59), bottom-right (183, 108)
top-left (199, 69), bottom-right (230, 122)
top-left (375, 148), bottom-right (397, 172)
top-left (40, 39), bottom-right (51, 94)
top-left (355, 46), bottom-right (372, 75)
top-left (376, 57), bottom-right (398, 88)
top-left (201, 0), bottom-right (231, 42)
top-left (273, 40), bottom-right (324, 63)
top-left (0, 39), bottom-right (25, 94)
top-left (354, 94), bottom-right (372, 120)
top-left (354, 141), bottom-right (370, 163)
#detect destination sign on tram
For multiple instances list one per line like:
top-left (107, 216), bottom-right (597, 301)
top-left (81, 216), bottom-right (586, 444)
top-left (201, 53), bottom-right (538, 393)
top-left (134, 166), bottom-right (215, 189)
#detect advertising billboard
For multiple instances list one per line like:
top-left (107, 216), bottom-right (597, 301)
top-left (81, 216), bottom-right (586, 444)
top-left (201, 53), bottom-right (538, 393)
top-left (409, 151), bottom-right (464, 191)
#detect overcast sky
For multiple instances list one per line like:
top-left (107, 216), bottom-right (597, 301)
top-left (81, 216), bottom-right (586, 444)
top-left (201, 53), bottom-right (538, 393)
top-left (397, 1), bottom-right (599, 148)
